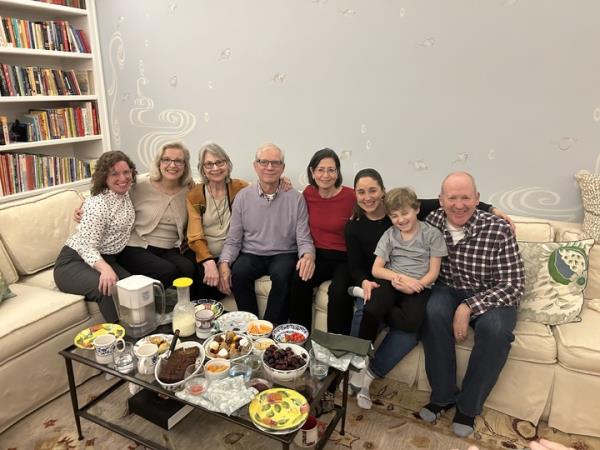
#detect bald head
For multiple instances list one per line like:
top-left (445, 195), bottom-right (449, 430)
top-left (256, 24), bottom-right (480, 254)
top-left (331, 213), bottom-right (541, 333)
top-left (439, 172), bottom-right (480, 227)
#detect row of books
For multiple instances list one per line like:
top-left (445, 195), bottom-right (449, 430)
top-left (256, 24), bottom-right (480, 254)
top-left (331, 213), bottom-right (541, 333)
top-left (0, 63), bottom-right (91, 97)
top-left (0, 16), bottom-right (90, 53)
top-left (35, 0), bottom-right (86, 8)
top-left (0, 152), bottom-right (95, 196)
top-left (0, 103), bottom-right (100, 146)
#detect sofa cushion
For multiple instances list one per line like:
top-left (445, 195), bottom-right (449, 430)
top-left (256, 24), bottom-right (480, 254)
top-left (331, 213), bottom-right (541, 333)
top-left (457, 320), bottom-right (556, 364)
top-left (0, 239), bottom-right (18, 285)
top-left (0, 284), bottom-right (87, 365)
top-left (517, 239), bottom-right (593, 325)
top-left (512, 217), bottom-right (555, 242)
top-left (314, 280), bottom-right (331, 312)
top-left (0, 190), bottom-right (82, 275)
top-left (554, 305), bottom-right (600, 375)
top-left (19, 268), bottom-right (57, 291)
top-left (575, 170), bottom-right (600, 242)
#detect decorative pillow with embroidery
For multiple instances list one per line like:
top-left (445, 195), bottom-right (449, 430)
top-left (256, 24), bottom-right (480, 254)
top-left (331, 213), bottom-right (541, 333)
top-left (0, 272), bottom-right (16, 303)
top-left (575, 170), bottom-right (600, 242)
top-left (518, 239), bottom-right (594, 325)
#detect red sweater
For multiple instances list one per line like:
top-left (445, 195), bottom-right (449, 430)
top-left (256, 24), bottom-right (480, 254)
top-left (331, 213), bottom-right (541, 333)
top-left (303, 185), bottom-right (355, 252)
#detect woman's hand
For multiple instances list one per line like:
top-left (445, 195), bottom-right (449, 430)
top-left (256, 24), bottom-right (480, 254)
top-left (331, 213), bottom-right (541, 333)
top-left (202, 260), bottom-right (220, 287)
top-left (361, 279), bottom-right (380, 302)
top-left (490, 207), bottom-right (516, 234)
top-left (73, 203), bottom-right (83, 223)
top-left (95, 260), bottom-right (119, 296)
top-left (217, 262), bottom-right (232, 296)
top-left (280, 176), bottom-right (293, 192)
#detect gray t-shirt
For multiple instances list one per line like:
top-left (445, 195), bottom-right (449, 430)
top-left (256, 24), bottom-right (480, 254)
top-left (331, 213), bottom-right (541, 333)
top-left (374, 221), bottom-right (448, 281)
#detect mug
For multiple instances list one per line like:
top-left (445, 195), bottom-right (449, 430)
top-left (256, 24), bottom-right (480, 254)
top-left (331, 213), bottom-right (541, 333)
top-left (195, 307), bottom-right (215, 339)
top-left (93, 334), bottom-right (125, 365)
top-left (293, 415), bottom-right (318, 447)
top-left (135, 343), bottom-right (158, 375)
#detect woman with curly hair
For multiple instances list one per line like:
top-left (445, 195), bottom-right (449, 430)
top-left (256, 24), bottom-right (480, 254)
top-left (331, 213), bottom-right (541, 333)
top-left (54, 151), bottom-right (136, 322)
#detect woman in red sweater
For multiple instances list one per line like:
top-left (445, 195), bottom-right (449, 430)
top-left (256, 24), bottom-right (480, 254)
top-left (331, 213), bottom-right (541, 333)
top-left (288, 148), bottom-right (355, 329)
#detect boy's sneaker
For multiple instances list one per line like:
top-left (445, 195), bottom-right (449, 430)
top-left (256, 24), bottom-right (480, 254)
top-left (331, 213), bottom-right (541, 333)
top-left (347, 286), bottom-right (365, 298)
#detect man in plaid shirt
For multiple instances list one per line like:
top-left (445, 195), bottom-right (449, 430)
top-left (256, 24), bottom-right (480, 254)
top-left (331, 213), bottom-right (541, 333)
top-left (418, 172), bottom-right (525, 437)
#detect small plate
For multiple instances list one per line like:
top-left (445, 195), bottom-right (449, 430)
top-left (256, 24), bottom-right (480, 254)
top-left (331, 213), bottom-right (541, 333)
top-left (191, 299), bottom-right (224, 318)
top-left (133, 333), bottom-right (173, 355)
top-left (215, 311), bottom-right (258, 333)
top-left (74, 323), bottom-right (125, 350)
top-left (249, 388), bottom-right (309, 432)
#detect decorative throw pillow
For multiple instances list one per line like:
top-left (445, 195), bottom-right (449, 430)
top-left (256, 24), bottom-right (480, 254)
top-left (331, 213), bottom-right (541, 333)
top-left (0, 271), bottom-right (16, 303)
top-left (518, 239), bottom-right (594, 325)
top-left (575, 170), bottom-right (600, 242)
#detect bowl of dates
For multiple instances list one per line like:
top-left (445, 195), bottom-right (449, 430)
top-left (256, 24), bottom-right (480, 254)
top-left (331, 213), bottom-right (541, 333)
top-left (262, 343), bottom-right (309, 382)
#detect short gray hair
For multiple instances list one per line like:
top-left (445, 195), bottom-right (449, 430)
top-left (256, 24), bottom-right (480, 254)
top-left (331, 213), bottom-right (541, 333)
top-left (198, 142), bottom-right (233, 183)
top-left (255, 143), bottom-right (285, 162)
top-left (149, 141), bottom-right (193, 187)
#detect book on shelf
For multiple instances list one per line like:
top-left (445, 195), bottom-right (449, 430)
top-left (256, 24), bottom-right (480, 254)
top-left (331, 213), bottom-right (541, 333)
top-left (127, 388), bottom-right (193, 431)
top-left (0, 116), bottom-right (9, 145)
top-left (0, 64), bottom-right (86, 97)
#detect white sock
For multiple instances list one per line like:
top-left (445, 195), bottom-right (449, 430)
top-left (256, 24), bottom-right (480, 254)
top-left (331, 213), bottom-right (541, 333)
top-left (357, 368), bottom-right (375, 409)
top-left (347, 286), bottom-right (365, 299)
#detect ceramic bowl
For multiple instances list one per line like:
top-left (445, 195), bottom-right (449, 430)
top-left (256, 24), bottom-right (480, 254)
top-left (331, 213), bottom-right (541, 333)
top-left (246, 319), bottom-right (274, 339)
top-left (262, 343), bottom-right (309, 383)
top-left (204, 358), bottom-right (231, 381)
top-left (272, 323), bottom-right (309, 346)
top-left (155, 341), bottom-right (205, 392)
top-left (252, 337), bottom-right (276, 357)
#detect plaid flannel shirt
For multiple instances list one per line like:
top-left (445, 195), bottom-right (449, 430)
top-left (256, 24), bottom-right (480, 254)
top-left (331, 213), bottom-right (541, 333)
top-left (426, 209), bottom-right (525, 317)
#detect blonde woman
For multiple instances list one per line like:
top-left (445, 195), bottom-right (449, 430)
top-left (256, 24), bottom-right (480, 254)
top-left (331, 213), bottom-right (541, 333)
top-left (117, 142), bottom-right (197, 290)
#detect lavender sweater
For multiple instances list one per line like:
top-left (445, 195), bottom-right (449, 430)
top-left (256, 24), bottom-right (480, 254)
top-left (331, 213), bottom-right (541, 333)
top-left (219, 183), bottom-right (315, 264)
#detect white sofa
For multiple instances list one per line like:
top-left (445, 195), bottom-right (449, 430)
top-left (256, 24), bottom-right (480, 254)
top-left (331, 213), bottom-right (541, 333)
top-left (1, 188), bottom-right (599, 438)
top-left (0, 190), bottom-right (102, 433)
top-left (223, 216), bottom-right (600, 438)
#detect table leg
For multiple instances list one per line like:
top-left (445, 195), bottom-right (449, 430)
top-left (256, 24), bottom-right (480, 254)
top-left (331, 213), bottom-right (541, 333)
top-left (341, 370), bottom-right (349, 435)
top-left (64, 357), bottom-right (84, 440)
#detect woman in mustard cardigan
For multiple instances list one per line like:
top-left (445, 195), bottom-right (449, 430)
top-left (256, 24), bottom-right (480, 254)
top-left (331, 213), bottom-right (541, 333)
top-left (187, 142), bottom-right (248, 298)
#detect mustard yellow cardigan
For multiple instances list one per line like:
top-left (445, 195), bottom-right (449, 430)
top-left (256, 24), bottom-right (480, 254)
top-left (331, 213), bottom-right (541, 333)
top-left (186, 178), bottom-right (248, 263)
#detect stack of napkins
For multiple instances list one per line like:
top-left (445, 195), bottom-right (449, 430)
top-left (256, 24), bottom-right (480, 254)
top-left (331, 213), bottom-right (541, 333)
top-left (309, 329), bottom-right (372, 371)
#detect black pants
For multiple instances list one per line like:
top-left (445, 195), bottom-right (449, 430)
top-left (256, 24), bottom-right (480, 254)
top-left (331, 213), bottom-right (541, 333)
top-left (359, 279), bottom-right (431, 342)
top-left (288, 249), bottom-right (352, 331)
top-left (54, 246), bottom-right (129, 323)
top-left (326, 263), bottom-right (357, 335)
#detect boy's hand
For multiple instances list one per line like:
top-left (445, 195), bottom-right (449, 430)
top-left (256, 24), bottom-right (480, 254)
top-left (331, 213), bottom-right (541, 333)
top-left (392, 275), bottom-right (424, 293)
top-left (361, 280), bottom-right (380, 302)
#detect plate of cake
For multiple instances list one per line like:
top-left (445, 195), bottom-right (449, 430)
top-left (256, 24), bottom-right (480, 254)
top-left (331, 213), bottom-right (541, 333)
top-left (155, 341), bottom-right (205, 392)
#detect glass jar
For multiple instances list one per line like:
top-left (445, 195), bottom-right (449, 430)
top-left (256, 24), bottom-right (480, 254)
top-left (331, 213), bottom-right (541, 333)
top-left (172, 277), bottom-right (196, 337)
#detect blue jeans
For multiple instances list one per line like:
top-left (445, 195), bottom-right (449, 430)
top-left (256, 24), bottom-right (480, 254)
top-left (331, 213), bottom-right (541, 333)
top-left (369, 328), bottom-right (417, 378)
top-left (350, 298), bottom-right (364, 337)
top-left (231, 252), bottom-right (297, 325)
top-left (421, 282), bottom-right (516, 417)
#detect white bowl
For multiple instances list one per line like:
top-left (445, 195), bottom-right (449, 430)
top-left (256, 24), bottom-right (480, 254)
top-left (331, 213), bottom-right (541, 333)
top-left (203, 331), bottom-right (253, 361)
top-left (262, 343), bottom-right (309, 383)
top-left (272, 323), bottom-right (309, 346)
top-left (155, 341), bottom-right (206, 392)
top-left (253, 337), bottom-right (276, 356)
top-left (204, 358), bottom-right (231, 381)
top-left (246, 320), bottom-right (273, 339)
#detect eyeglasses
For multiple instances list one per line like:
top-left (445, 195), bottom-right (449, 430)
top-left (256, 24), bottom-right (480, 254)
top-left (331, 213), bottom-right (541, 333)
top-left (255, 159), bottom-right (284, 168)
top-left (160, 158), bottom-right (185, 167)
top-left (203, 160), bottom-right (227, 169)
top-left (314, 168), bottom-right (338, 175)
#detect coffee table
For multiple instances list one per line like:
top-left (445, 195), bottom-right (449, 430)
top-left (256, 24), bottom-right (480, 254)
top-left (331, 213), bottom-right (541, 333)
top-left (59, 336), bottom-right (348, 450)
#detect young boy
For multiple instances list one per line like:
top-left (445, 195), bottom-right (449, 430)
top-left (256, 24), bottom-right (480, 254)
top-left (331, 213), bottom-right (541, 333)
top-left (355, 187), bottom-right (447, 409)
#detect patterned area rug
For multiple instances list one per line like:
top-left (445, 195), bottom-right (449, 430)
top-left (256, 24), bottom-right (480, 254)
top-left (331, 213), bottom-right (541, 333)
top-left (2, 375), bottom-right (599, 450)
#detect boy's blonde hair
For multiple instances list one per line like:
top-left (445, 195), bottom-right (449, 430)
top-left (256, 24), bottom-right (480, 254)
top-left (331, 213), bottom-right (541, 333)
top-left (384, 187), bottom-right (420, 214)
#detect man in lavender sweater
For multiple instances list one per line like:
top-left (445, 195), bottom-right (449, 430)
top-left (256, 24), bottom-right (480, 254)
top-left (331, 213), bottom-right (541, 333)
top-left (218, 143), bottom-right (316, 324)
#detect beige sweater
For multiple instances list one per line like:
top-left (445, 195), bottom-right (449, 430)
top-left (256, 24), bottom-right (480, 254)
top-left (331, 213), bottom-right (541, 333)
top-left (127, 177), bottom-right (189, 249)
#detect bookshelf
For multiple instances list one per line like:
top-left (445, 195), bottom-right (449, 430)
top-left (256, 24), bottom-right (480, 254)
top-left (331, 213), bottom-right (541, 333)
top-left (0, 0), bottom-right (109, 201)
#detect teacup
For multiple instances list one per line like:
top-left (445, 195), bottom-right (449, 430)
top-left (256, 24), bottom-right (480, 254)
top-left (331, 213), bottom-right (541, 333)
top-left (93, 334), bottom-right (125, 365)
top-left (134, 343), bottom-right (158, 375)
top-left (293, 415), bottom-right (318, 447)
top-left (195, 307), bottom-right (215, 339)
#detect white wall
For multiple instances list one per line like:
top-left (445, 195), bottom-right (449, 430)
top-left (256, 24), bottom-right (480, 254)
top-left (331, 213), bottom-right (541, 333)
top-left (95, 0), bottom-right (599, 221)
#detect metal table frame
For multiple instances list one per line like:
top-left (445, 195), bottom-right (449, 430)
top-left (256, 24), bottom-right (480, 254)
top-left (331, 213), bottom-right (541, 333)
top-left (60, 344), bottom-right (348, 450)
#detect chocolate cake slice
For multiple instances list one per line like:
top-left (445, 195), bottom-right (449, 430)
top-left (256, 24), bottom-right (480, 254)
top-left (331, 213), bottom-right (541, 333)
top-left (159, 347), bottom-right (200, 384)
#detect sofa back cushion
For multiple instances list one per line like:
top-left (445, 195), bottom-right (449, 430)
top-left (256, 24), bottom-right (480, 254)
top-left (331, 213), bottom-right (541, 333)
top-left (0, 190), bottom-right (83, 275)
top-left (511, 216), bottom-right (555, 242)
top-left (0, 239), bottom-right (18, 284)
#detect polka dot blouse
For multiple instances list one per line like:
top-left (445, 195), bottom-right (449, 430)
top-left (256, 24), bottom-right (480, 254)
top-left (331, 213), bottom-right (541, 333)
top-left (66, 189), bottom-right (135, 267)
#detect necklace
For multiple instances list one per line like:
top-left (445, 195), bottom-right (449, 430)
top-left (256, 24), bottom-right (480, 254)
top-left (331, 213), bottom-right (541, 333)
top-left (207, 184), bottom-right (227, 229)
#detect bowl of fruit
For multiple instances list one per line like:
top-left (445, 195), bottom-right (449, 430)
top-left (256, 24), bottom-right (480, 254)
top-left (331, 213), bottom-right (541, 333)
top-left (272, 323), bottom-right (309, 346)
top-left (262, 343), bottom-right (309, 383)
